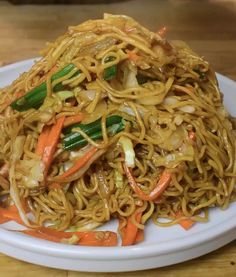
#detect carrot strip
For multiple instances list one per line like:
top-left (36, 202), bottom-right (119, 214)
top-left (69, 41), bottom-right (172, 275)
top-left (35, 126), bottom-right (50, 156)
top-left (176, 211), bottom-right (195, 230)
top-left (124, 165), bottom-right (172, 201)
top-left (22, 230), bottom-right (61, 243)
top-left (122, 212), bottom-right (142, 246)
top-left (119, 218), bottom-right (144, 244)
top-left (63, 113), bottom-right (84, 127)
top-left (56, 146), bottom-right (98, 180)
top-left (38, 227), bottom-right (78, 239)
top-left (126, 50), bottom-right (139, 62)
top-left (179, 219), bottom-right (195, 230)
top-left (22, 227), bottom-right (118, 246)
top-left (78, 231), bottom-right (117, 246)
top-left (48, 182), bottom-right (62, 190)
top-left (42, 116), bottom-right (65, 176)
top-left (135, 229), bottom-right (144, 243)
top-left (0, 206), bottom-right (24, 225)
top-left (0, 214), bottom-right (11, 224)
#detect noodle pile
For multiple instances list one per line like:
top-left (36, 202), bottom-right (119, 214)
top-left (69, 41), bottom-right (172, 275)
top-left (0, 14), bottom-right (236, 243)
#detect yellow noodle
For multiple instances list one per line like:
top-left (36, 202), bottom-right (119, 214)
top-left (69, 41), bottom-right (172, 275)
top-left (0, 14), bottom-right (235, 239)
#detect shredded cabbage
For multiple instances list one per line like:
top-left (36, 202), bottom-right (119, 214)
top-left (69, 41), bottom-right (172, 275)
top-left (118, 136), bottom-right (135, 168)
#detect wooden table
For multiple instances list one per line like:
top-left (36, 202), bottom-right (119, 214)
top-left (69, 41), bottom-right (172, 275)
top-left (0, 0), bottom-right (236, 276)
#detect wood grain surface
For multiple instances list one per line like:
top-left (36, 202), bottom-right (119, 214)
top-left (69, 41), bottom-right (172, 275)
top-left (0, 0), bottom-right (236, 276)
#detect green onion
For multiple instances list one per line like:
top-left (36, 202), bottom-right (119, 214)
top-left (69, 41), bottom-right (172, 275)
top-left (63, 116), bottom-right (125, 150)
top-left (104, 65), bottom-right (117, 80)
top-left (10, 64), bottom-right (78, 111)
top-left (193, 68), bottom-right (206, 80)
top-left (63, 114), bottom-right (122, 135)
top-left (103, 56), bottom-right (117, 81)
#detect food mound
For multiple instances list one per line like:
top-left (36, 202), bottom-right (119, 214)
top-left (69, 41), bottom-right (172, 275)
top-left (0, 14), bottom-right (235, 246)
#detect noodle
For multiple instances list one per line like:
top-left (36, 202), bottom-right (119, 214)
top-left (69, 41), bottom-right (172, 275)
top-left (0, 14), bottom-right (236, 244)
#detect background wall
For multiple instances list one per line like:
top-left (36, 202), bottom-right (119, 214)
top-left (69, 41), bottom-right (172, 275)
top-left (0, 0), bottom-right (236, 80)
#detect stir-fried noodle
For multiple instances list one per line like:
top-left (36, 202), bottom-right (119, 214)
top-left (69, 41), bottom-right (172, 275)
top-left (0, 14), bottom-right (235, 245)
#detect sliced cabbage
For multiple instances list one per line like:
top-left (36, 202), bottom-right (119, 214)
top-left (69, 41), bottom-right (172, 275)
top-left (119, 103), bottom-right (147, 118)
top-left (118, 136), bottom-right (135, 168)
top-left (121, 60), bottom-right (139, 89)
top-left (152, 144), bottom-right (194, 168)
top-left (20, 159), bottom-right (44, 188)
top-left (12, 136), bottom-right (26, 162)
top-left (179, 105), bottom-right (195, 113)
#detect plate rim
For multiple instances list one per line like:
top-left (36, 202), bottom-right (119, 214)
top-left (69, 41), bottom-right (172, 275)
top-left (0, 210), bottom-right (236, 260)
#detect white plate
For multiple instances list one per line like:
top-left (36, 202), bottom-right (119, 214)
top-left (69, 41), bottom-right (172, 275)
top-left (0, 59), bottom-right (236, 272)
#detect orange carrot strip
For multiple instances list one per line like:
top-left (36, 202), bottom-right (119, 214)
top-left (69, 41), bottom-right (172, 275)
top-left (63, 113), bottom-right (84, 127)
top-left (0, 206), bottom-right (24, 225)
top-left (48, 182), bottom-right (62, 190)
top-left (42, 116), bottom-right (65, 176)
top-left (21, 198), bottom-right (30, 213)
top-left (22, 230), bottom-right (61, 243)
top-left (0, 199), bottom-right (29, 214)
top-left (176, 211), bottom-right (195, 230)
top-left (56, 146), bottom-right (98, 180)
top-left (0, 214), bottom-right (11, 224)
top-left (78, 231), bottom-right (117, 246)
top-left (35, 126), bottom-right (51, 156)
top-left (135, 229), bottom-right (144, 243)
top-left (122, 212), bottom-right (142, 246)
top-left (38, 227), bottom-right (79, 239)
top-left (126, 50), bottom-right (139, 62)
top-left (22, 228), bottom-right (118, 246)
top-left (124, 165), bottom-right (172, 201)
top-left (179, 219), bottom-right (195, 230)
